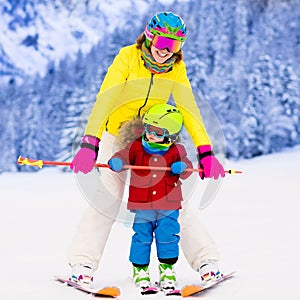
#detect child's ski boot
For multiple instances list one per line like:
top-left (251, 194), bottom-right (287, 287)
top-left (158, 263), bottom-right (177, 291)
top-left (133, 265), bottom-right (151, 289)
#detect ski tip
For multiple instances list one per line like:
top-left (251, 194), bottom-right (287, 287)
top-left (54, 275), bottom-right (68, 283)
top-left (96, 286), bottom-right (120, 297)
top-left (54, 276), bottom-right (120, 297)
top-left (181, 285), bottom-right (203, 297)
top-left (181, 272), bottom-right (236, 297)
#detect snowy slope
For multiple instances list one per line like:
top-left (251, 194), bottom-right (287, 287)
top-left (1, 146), bottom-right (299, 299)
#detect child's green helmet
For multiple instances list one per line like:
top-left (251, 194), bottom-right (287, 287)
top-left (142, 103), bottom-right (183, 136)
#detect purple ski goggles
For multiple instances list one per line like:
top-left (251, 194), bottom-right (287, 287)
top-left (152, 35), bottom-right (183, 53)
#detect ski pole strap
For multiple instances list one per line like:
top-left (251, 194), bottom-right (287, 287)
top-left (197, 150), bottom-right (214, 161)
top-left (80, 142), bottom-right (99, 153)
top-left (80, 135), bottom-right (100, 153)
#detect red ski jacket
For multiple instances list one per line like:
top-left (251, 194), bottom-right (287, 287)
top-left (111, 137), bottom-right (193, 210)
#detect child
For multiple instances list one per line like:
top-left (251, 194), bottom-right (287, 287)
top-left (108, 104), bottom-right (193, 290)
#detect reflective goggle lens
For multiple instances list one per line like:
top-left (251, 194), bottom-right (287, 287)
top-left (145, 124), bottom-right (168, 138)
top-left (152, 35), bottom-right (182, 53)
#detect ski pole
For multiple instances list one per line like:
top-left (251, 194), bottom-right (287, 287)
top-left (17, 156), bottom-right (110, 169)
top-left (17, 156), bottom-right (242, 174)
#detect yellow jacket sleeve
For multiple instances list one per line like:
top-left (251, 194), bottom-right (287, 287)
top-left (172, 61), bottom-right (211, 147)
top-left (84, 47), bottom-right (130, 138)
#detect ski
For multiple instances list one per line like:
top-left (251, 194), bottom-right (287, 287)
top-left (163, 288), bottom-right (182, 296)
top-left (181, 271), bottom-right (236, 297)
top-left (140, 286), bottom-right (160, 295)
top-left (140, 285), bottom-right (181, 296)
top-left (55, 275), bottom-right (120, 297)
top-left (154, 281), bottom-right (182, 296)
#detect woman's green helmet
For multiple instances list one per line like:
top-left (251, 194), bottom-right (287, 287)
top-left (142, 103), bottom-right (183, 137)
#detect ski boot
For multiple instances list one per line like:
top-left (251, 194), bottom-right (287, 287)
top-left (198, 259), bottom-right (222, 284)
top-left (70, 263), bottom-right (94, 286)
top-left (133, 265), bottom-right (151, 289)
top-left (158, 263), bottom-right (176, 290)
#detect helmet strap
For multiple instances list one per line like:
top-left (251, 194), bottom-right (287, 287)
top-left (164, 134), bottom-right (179, 144)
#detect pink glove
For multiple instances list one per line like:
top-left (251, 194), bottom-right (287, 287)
top-left (70, 135), bottom-right (100, 174)
top-left (197, 145), bottom-right (225, 179)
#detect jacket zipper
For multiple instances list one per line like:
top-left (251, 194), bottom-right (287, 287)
top-left (137, 73), bottom-right (154, 118)
top-left (106, 73), bottom-right (154, 131)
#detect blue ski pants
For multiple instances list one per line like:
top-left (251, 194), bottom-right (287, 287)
top-left (129, 209), bottom-right (180, 265)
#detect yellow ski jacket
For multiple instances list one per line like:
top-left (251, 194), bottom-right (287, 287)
top-left (84, 44), bottom-right (211, 147)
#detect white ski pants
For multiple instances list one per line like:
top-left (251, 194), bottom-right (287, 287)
top-left (68, 131), bottom-right (219, 271)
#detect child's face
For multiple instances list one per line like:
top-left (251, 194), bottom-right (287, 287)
top-left (145, 132), bottom-right (165, 143)
top-left (144, 124), bottom-right (167, 143)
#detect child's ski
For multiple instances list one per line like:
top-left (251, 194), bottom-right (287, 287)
top-left (181, 271), bottom-right (236, 297)
top-left (141, 286), bottom-right (181, 296)
top-left (55, 275), bottom-right (120, 297)
top-left (163, 288), bottom-right (182, 296)
top-left (140, 286), bottom-right (160, 295)
top-left (154, 281), bottom-right (182, 296)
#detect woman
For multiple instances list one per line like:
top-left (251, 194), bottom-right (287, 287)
top-left (69, 12), bottom-right (224, 286)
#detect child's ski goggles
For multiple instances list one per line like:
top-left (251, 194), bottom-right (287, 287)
top-left (144, 124), bottom-right (169, 138)
top-left (151, 35), bottom-right (183, 53)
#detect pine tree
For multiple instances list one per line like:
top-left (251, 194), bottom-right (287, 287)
top-left (0, 79), bottom-right (19, 172)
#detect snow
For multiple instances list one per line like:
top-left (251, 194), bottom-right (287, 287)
top-left (1, 146), bottom-right (300, 299)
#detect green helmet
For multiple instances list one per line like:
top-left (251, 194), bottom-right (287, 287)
top-left (142, 103), bottom-right (183, 136)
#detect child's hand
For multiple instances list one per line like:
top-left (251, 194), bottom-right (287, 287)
top-left (108, 158), bottom-right (124, 172)
top-left (170, 161), bottom-right (187, 175)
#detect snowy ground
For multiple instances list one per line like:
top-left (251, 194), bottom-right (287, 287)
top-left (1, 146), bottom-right (300, 299)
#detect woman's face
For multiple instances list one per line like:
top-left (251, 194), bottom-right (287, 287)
top-left (150, 45), bottom-right (174, 64)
